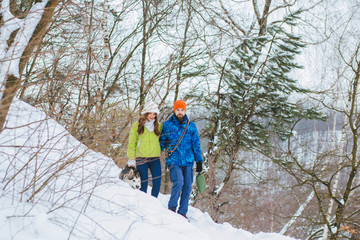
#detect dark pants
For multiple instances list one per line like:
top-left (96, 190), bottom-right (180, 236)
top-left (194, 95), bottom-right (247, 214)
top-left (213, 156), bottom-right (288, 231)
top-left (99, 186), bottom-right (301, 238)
top-left (168, 164), bottom-right (193, 215)
top-left (136, 157), bottom-right (161, 198)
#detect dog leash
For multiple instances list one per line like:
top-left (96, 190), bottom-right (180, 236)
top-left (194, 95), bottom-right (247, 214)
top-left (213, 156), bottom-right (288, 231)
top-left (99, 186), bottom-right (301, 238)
top-left (134, 119), bottom-right (190, 183)
top-left (136, 118), bottom-right (189, 166)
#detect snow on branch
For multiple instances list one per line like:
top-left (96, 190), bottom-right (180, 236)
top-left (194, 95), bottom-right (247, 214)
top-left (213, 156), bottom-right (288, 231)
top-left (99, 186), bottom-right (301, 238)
top-left (0, 0), bottom-right (49, 91)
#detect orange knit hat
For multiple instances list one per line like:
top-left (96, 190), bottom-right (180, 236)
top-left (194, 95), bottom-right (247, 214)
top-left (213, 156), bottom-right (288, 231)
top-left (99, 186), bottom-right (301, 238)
top-left (173, 100), bottom-right (186, 112)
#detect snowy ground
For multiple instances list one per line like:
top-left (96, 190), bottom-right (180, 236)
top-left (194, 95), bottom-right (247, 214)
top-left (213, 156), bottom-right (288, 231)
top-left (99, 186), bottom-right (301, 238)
top-left (0, 99), bottom-right (296, 240)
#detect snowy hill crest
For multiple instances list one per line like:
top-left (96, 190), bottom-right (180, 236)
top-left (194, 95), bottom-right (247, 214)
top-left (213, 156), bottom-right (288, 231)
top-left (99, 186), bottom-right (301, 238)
top-left (0, 99), bottom-right (296, 240)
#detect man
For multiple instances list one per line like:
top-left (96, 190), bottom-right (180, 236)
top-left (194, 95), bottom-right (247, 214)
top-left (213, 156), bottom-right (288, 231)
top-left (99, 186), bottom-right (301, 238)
top-left (160, 100), bottom-right (203, 218)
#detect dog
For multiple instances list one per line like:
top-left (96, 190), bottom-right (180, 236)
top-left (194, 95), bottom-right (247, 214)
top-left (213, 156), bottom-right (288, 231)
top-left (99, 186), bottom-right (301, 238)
top-left (119, 164), bottom-right (141, 190)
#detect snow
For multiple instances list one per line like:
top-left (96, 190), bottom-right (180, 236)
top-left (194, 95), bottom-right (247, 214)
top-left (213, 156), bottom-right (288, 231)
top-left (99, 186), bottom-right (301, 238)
top-left (0, 99), bottom-right (297, 240)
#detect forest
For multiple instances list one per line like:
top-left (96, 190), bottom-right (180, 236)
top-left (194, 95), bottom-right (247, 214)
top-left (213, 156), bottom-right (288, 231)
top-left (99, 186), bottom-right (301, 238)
top-left (1, 0), bottom-right (359, 239)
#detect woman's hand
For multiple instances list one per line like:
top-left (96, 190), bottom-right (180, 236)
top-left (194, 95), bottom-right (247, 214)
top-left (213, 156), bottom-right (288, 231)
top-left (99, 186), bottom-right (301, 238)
top-left (127, 159), bottom-right (136, 167)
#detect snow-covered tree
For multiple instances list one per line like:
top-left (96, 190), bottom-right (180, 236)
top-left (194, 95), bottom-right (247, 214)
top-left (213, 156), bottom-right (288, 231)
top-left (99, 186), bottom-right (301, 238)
top-left (0, 0), bottom-right (60, 130)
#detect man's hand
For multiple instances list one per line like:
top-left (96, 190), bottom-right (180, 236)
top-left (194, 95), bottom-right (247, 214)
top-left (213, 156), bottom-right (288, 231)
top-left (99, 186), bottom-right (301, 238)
top-left (196, 162), bottom-right (203, 173)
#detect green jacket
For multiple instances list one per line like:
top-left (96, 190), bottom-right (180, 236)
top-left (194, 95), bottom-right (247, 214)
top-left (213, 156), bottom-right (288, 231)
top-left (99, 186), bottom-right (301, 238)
top-left (127, 121), bottom-right (162, 159)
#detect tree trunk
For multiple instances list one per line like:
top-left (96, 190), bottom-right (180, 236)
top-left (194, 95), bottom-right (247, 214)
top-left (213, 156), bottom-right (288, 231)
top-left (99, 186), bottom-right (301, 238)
top-left (323, 108), bottom-right (348, 239)
top-left (174, 0), bottom-right (192, 102)
top-left (140, 0), bottom-right (149, 108)
top-left (280, 190), bottom-right (315, 235)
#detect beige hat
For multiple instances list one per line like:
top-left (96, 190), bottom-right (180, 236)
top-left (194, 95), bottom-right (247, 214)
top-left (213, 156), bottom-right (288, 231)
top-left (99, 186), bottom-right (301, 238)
top-left (141, 100), bottom-right (159, 115)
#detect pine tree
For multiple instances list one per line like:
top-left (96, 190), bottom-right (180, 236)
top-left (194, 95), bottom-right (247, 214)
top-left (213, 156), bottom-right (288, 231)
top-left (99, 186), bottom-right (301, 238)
top-left (216, 9), bottom-right (326, 156)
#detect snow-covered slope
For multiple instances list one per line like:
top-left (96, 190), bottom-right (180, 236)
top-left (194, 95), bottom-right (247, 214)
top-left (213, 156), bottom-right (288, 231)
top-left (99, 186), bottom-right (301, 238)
top-left (0, 99), bottom-right (296, 240)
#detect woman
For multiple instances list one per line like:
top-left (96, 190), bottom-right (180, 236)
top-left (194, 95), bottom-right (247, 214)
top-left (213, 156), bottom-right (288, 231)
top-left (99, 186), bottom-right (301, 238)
top-left (126, 100), bottom-right (162, 197)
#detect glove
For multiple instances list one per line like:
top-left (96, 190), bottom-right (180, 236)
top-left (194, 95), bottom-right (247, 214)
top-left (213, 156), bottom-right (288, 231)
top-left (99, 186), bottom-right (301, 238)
top-left (196, 161), bottom-right (203, 173)
top-left (127, 159), bottom-right (136, 167)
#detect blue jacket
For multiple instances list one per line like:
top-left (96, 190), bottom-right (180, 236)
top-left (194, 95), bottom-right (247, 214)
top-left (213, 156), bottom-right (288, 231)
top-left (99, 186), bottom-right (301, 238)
top-left (160, 114), bottom-right (203, 167)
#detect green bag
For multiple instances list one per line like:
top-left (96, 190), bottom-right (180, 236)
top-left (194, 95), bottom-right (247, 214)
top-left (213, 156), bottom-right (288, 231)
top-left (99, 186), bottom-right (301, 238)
top-left (196, 173), bottom-right (206, 194)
